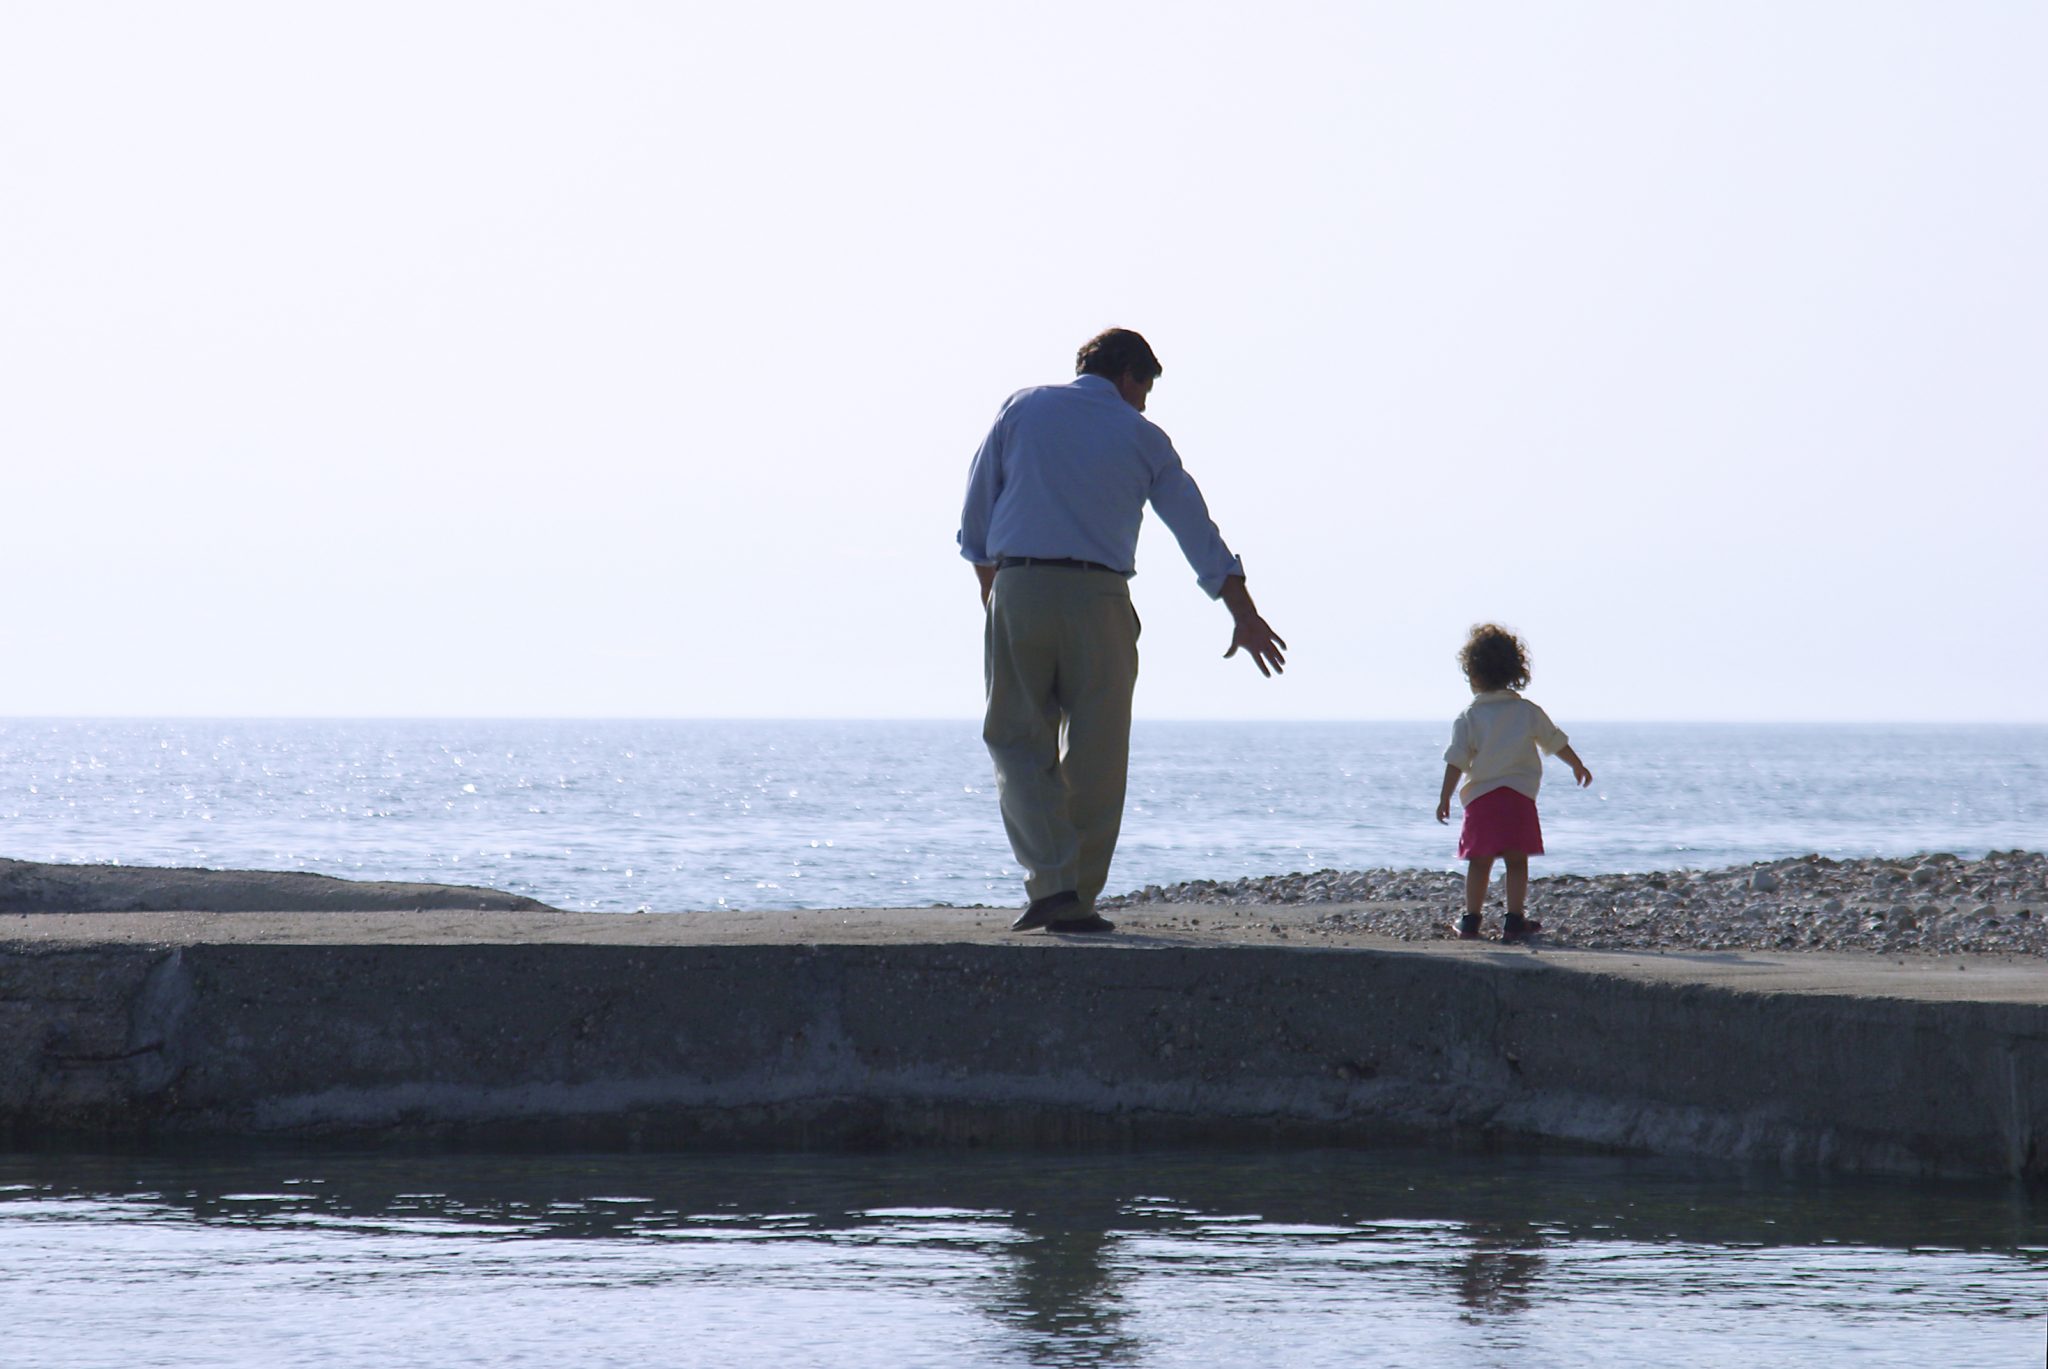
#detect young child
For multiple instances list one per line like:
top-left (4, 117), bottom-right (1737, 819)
top-left (1435, 623), bottom-right (1592, 942)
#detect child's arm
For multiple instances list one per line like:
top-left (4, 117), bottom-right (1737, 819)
top-left (1436, 763), bottom-right (1461, 823)
top-left (1557, 744), bottom-right (1593, 787)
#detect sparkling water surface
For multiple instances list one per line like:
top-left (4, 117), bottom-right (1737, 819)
top-left (2, 720), bottom-right (2042, 911)
top-left (0, 1147), bottom-right (2041, 1368)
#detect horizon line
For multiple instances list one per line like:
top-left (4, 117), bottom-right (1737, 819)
top-left (2, 715), bottom-right (2044, 728)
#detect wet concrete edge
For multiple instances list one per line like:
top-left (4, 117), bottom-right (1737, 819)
top-left (2, 940), bottom-right (2041, 1179)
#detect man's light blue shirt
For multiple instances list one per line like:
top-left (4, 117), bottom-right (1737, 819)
top-left (955, 374), bottom-right (1245, 598)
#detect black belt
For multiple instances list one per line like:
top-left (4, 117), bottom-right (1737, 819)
top-left (997, 556), bottom-right (1119, 574)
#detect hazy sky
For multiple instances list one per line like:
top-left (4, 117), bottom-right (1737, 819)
top-left (4, 3), bottom-right (2041, 722)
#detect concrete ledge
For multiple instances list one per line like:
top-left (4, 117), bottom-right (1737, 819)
top-left (4, 912), bottom-right (2044, 1179)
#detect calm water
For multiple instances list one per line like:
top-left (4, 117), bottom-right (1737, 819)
top-left (0, 1147), bottom-right (2041, 1368)
top-left (1, 720), bottom-right (2043, 911)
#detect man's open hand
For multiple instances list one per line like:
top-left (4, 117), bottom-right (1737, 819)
top-left (1225, 615), bottom-right (1287, 677)
top-left (1217, 575), bottom-right (1285, 677)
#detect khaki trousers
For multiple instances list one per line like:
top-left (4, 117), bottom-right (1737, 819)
top-left (982, 565), bottom-right (1140, 910)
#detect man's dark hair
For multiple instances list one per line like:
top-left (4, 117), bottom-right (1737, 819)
top-left (1075, 328), bottom-right (1163, 382)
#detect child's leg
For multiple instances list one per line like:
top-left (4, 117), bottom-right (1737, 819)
top-left (1501, 853), bottom-right (1543, 940)
top-left (1465, 857), bottom-right (1494, 919)
top-left (1503, 853), bottom-right (1529, 915)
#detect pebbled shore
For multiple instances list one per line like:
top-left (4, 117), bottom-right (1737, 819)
top-left (1103, 850), bottom-right (2048, 956)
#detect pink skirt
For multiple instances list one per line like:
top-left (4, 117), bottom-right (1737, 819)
top-left (1457, 787), bottom-right (1545, 861)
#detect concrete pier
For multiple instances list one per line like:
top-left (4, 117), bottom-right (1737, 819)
top-left (4, 904), bottom-right (2045, 1179)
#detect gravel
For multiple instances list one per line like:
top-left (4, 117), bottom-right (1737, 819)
top-left (1100, 850), bottom-right (2048, 955)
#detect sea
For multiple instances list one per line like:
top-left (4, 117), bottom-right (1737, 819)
top-left (2, 719), bottom-right (2043, 912)
top-left (2, 718), bottom-right (2045, 1366)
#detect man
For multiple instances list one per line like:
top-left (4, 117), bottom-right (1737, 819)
top-left (957, 328), bottom-right (1287, 934)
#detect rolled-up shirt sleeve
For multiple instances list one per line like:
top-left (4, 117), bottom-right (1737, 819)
top-left (1143, 428), bottom-right (1243, 598)
top-left (1531, 705), bottom-right (1569, 756)
top-left (956, 417), bottom-right (1005, 566)
top-left (1443, 715), bottom-right (1475, 772)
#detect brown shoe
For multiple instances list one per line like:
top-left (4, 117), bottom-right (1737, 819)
top-left (1011, 891), bottom-right (1080, 932)
top-left (1502, 913), bottom-right (1543, 942)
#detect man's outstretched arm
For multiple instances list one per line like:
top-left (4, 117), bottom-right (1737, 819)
top-left (1219, 575), bottom-right (1286, 677)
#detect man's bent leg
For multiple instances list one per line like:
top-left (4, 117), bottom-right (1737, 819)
top-left (1057, 579), bottom-right (1140, 911)
top-left (983, 569), bottom-right (1079, 902)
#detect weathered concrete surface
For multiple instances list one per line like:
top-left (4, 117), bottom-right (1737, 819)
top-left (3, 904), bottom-right (2045, 1179)
top-left (0, 858), bottom-right (560, 915)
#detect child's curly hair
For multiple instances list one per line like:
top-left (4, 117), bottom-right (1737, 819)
top-left (1459, 623), bottom-right (1531, 692)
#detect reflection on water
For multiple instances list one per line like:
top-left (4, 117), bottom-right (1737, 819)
top-left (1456, 1222), bottom-right (1545, 1320)
top-left (0, 1146), bottom-right (2041, 1368)
top-left (1000, 1196), bottom-right (1136, 1366)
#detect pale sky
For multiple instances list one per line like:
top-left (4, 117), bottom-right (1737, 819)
top-left (3, 3), bottom-right (2041, 722)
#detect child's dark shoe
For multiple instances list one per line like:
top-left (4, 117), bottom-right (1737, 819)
top-left (1502, 913), bottom-right (1543, 942)
top-left (1452, 913), bottom-right (1482, 940)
